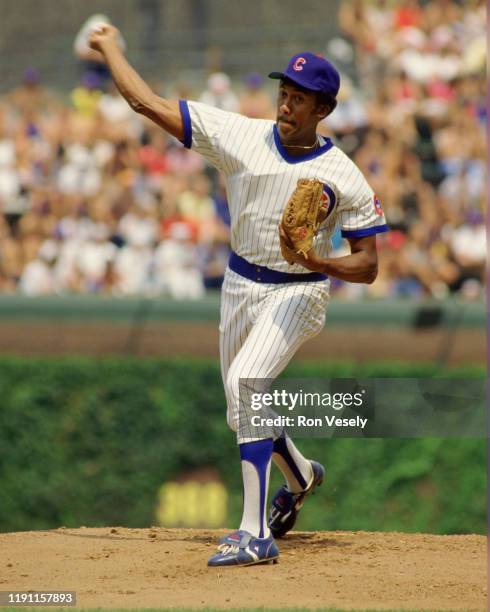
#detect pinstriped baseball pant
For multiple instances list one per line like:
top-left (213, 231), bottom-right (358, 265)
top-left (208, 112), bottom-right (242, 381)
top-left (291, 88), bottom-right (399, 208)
top-left (219, 268), bottom-right (330, 443)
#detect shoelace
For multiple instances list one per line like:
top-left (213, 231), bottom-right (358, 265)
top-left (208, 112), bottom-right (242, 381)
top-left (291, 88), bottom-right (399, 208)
top-left (217, 543), bottom-right (239, 556)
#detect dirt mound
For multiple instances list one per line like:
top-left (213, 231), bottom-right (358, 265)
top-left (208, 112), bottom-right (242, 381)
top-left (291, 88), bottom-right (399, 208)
top-left (0, 528), bottom-right (486, 610)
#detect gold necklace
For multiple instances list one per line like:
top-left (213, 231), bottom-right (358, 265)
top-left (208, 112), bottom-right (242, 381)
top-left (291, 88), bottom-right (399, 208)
top-left (282, 138), bottom-right (320, 150)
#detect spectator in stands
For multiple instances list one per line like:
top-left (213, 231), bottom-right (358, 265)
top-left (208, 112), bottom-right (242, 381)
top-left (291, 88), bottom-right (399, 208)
top-left (239, 73), bottom-right (275, 119)
top-left (70, 72), bottom-right (103, 118)
top-left (198, 72), bottom-right (239, 112)
top-left (6, 68), bottom-right (61, 117)
top-left (153, 221), bottom-right (205, 299)
top-left (177, 174), bottom-right (218, 244)
top-left (19, 238), bottom-right (59, 296)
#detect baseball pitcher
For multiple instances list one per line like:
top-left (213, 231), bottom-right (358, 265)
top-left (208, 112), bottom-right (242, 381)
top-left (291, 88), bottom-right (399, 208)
top-left (89, 25), bottom-right (388, 567)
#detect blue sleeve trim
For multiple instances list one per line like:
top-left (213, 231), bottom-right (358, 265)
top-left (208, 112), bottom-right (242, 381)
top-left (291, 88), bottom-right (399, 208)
top-left (341, 224), bottom-right (390, 238)
top-left (179, 100), bottom-right (192, 149)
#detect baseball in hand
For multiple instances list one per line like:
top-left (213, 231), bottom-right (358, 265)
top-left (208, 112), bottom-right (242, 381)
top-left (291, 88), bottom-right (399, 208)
top-left (90, 22), bottom-right (108, 36)
top-left (88, 23), bottom-right (120, 54)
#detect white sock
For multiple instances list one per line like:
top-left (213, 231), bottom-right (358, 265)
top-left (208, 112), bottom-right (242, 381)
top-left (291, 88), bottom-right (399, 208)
top-left (239, 459), bottom-right (271, 538)
top-left (238, 439), bottom-right (273, 539)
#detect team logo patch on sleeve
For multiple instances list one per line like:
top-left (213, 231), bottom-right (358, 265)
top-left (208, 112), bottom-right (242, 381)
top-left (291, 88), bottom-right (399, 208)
top-left (320, 184), bottom-right (337, 219)
top-left (373, 194), bottom-right (383, 216)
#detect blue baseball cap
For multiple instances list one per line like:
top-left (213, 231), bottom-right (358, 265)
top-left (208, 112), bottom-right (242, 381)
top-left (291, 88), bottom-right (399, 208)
top-left (269, 52), bottom-right (340, 98)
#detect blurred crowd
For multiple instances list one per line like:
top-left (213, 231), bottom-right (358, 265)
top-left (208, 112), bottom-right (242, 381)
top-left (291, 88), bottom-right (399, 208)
top-left (0, 0), bottom-right (486, 300)
top-left (330, 0), bottom-right (486, 299)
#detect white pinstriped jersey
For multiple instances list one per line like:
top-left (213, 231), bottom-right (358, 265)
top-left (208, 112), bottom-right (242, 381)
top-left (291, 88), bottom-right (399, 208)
top-left (180, 100), bottom-right (388, 273)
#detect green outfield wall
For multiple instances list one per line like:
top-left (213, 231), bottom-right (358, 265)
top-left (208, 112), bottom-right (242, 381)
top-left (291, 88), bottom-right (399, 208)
top-left (0, 357), bottom-right (485, 535)
top-left (0, 296), bottom-right (485, 364)
top-left (0, 295), bottom-right (484, 326)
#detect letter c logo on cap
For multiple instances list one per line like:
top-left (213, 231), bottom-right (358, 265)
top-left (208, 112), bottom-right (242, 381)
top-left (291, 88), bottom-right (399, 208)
top-left (293, 57), bottom-right (306, 71)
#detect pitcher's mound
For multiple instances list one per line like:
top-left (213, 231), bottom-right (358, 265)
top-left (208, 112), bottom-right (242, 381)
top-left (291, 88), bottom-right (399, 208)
top-left (0, 527), bottom-right (486, 610)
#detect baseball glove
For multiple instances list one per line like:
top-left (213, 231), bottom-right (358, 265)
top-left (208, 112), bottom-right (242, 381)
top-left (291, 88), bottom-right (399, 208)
top-left (280, 178), bottom-right (325, 260)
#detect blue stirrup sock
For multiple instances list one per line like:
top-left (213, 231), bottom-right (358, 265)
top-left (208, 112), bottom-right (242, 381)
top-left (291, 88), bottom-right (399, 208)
top-left (272, 434), bottom-right (313, 493)
top-left (238, 439), bottom-right (273, 539)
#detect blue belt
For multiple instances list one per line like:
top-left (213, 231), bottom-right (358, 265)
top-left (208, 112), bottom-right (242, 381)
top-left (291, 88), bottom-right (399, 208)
top-left (228, 252), bottom-right (327, 284)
